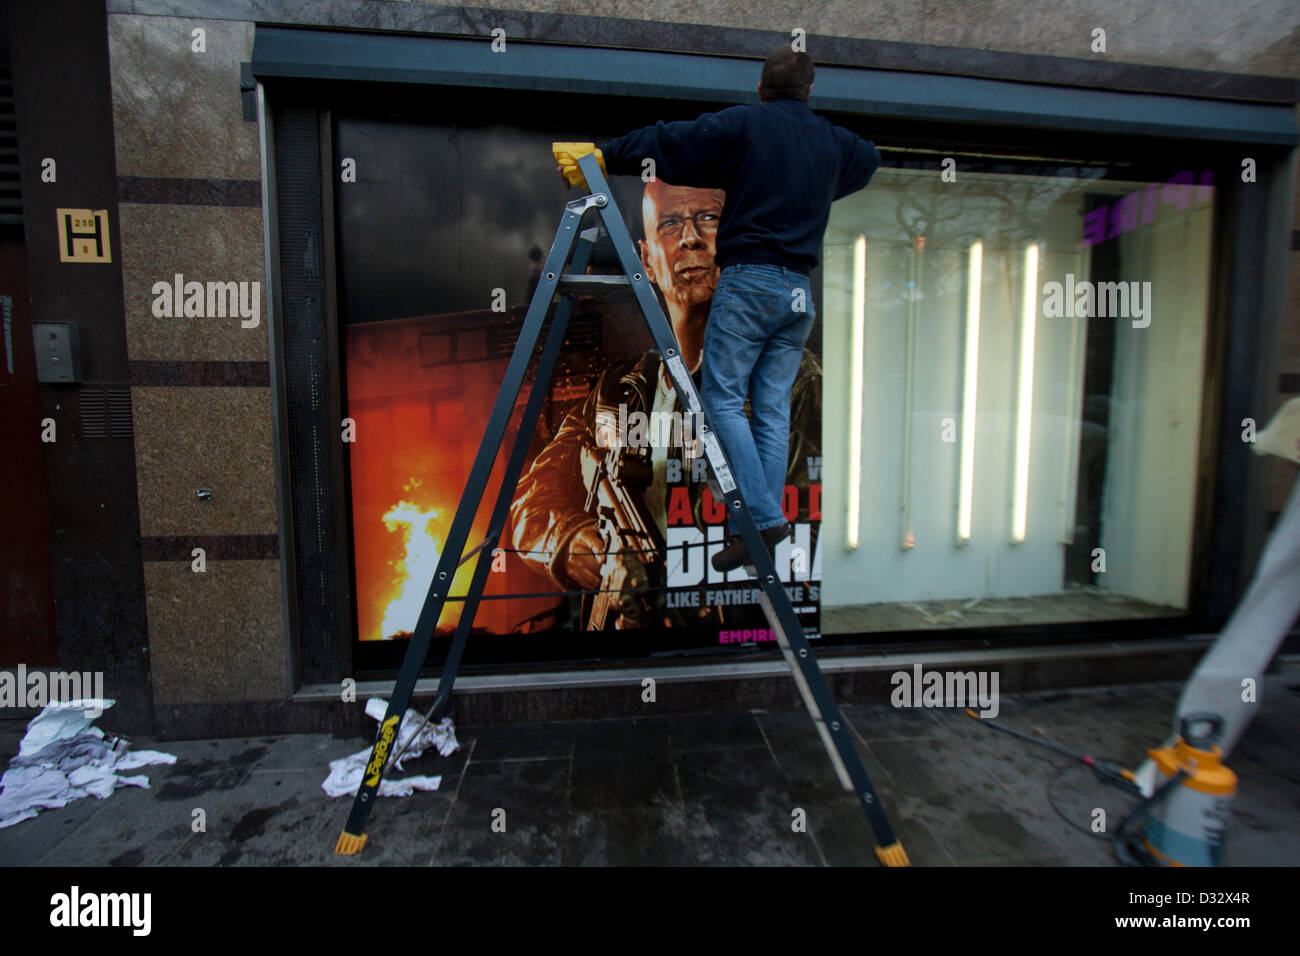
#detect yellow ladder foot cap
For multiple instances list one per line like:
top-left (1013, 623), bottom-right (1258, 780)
top-left (876, 842), bottom-right (910, 867)
top-left (335, 831), bottom-right (368, 855)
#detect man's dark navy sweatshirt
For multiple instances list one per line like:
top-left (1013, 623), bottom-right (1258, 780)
top-left (600, 97), bottom-right (880, 275)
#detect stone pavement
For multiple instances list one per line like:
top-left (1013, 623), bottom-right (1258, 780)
top-left (2, 664), bottom-right (1297, 866)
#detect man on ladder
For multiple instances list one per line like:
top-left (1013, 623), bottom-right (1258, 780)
top-left (337, 46), bottom-right (907, 866)
top-left (559, 45), bottom-right (882, 572)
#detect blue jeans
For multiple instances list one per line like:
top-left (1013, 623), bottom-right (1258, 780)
top-left (701, 263), bottom-right (815, 532)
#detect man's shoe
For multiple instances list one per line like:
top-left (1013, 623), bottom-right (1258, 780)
top-left (711, 521), bottom-right (792, 573)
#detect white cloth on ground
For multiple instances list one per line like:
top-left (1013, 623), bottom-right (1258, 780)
top-left (0, 700), bottom-right (177, 829)
top-left (321, 698), bottom-right (459, 799)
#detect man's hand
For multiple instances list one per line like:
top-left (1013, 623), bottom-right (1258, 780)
top-left (565, 524), bottom-right (606, 592)
top-left (566, 524), bottom-right (656, 629)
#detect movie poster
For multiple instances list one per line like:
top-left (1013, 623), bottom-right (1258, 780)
top-left (337, 116), bottom-right (821, 661)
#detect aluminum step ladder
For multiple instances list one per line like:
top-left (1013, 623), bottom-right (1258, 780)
top-left (334, 148), bottom-right (909, 867)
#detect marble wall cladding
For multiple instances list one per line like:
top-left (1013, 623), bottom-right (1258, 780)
top-left (131, 386), bottom-right (278, 537)
top-left (102, 1), bottom-right (1300, 80)
top-left (915, 0), bottom-right (1298, 78)
top-left (119, 204), bottom-right (267, 362)
top-left (108, 14), bottom-right (259, 180)
top-left (143, 559), bottom-right (286, 703)
top-left (484, 0), bottom-right (931, 51)
top-left (381, 0), bottom-right (1300, 78)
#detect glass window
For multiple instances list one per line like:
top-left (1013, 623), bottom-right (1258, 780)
top-left (820, 163), bottom-right (1216, 632)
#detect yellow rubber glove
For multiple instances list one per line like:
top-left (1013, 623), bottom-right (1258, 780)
top-left (553, 142), bottom-right (607, 189)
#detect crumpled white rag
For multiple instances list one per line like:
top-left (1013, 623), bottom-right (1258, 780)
top-left (0, 700), bottom-right (177, 829)
top-left (322, 698), bottom-right (459, 799)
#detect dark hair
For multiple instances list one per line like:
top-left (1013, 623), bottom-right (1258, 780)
top-left (760, 47), bottom-right (813, 101)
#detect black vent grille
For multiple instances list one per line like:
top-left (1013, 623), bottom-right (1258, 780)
top-left (0, 66), bottom-right (20, 229)
top-left (275, 108), bottom-right (340, 683)
top-left (80, 385), bottom-right (133, 441)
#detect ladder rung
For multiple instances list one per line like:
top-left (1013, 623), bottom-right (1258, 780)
top-left (558, 274), bottom-right (630, 287)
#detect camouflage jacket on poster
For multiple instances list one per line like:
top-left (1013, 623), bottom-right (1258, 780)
top-left (508, 347), bottom-right (822, 591)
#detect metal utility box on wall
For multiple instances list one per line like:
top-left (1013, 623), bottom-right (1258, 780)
top-left (32, 322), bottom-right (81, 383)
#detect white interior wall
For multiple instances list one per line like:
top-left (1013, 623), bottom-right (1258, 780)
top-left (1097, 201), bottom-right (1213, 607)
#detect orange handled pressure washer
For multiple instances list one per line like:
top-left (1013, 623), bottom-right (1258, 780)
top-left (964, 708), bottom-right (1236, 866)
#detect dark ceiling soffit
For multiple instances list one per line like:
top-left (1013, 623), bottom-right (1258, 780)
top-left (249, 29), bottom-right (1299, 147)
top-left (117, 0), bottom-right (1299, 105)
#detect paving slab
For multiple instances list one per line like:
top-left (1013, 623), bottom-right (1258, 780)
top-left (1, 664), bottom-right (1296, 866)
